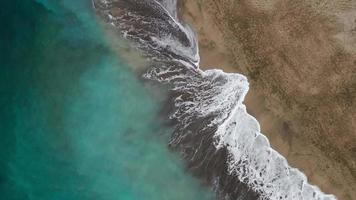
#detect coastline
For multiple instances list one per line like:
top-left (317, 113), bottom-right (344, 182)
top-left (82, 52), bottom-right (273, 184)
top-left (179, 0), bottom-right (356, 199)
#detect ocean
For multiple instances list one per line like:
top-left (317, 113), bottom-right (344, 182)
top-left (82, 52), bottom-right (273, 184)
top-left (0, 0), bottom-right (215, 199)
top-left (1, 0), bottom-right (338, 199)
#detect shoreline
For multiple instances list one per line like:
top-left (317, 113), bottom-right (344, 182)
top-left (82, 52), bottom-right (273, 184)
top-left (179, 0), bottom-right (356, 199)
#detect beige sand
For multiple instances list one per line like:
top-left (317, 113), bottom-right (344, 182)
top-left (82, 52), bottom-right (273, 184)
top-left (179, 0), bottom-right (356, 199)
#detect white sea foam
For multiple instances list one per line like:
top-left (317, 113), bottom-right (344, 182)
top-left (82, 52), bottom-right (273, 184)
top-left (155, 0), bottom-right (178, 19)
top-left (93, 0), bottom-right (338, 199)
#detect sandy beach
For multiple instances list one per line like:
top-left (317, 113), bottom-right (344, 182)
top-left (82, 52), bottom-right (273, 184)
top-left (179, 0), bottom-right (356, 199)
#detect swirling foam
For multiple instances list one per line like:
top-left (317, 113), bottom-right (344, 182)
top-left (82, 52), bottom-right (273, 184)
top-left (93, 0), bottom-right (337, 199)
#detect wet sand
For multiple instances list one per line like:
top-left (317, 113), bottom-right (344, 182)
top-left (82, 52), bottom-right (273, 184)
top-left (179, 0), bottom-right (356, 199)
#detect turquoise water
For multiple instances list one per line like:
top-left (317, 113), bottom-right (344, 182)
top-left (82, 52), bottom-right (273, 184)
top-left (0, 1), bottom-right (214, 199)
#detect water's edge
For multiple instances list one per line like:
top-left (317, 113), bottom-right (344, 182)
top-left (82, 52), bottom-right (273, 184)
top-left (92, 0), bottom-right (337, 200)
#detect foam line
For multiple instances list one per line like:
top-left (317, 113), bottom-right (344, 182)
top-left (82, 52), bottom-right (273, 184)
top-left (93, 1), bottom-right (337, 199)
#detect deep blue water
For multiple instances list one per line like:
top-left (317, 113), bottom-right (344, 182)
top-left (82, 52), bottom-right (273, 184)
top-left (0, 1), bottom-right (214, 199)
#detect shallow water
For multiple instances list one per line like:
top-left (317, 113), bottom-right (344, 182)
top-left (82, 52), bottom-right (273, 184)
top-left (0, 1), bottom-right (215, 199)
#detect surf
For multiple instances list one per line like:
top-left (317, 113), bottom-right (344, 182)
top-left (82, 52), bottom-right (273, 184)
top-left (93, 0), bottom-right (337, 199)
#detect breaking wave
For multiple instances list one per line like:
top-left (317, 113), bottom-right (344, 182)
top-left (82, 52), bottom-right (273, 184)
top-left (93, 0), bottom-right (337, 199)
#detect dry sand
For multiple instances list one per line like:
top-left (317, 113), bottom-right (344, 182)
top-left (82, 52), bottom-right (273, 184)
top-left (179, 0), bottom-right (356, 199)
